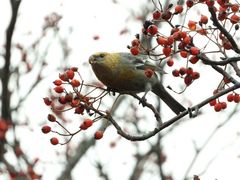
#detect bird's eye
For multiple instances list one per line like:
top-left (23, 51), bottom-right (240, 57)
top-left (99, 53), bottom-right (105, 58)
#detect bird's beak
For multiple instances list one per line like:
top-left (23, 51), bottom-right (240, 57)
top-left (89, 55), bottom-right (95, 65)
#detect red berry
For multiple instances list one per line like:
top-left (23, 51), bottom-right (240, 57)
top-left (188, 20), bottom-right (197, 31)
top-left (190, 46), bottom-right (200, 55)
top-left (75, 106), bottom-right (84, 114)
top-left (153, 10), bottom-right (161, 20)
top-left (233, 94), bottom-right (240, 103)
top-left (167, 58), bottom-right (174, 67)
top-left (50, 137), bottom-right (59, 145)
top-left (43, 97), bottom-right (52, 106)
top-left (227, 93), bottom-right (234, 102)
top-left (179, 67), bottom-right (187, 76)
top-left (71, 79), bottom-right (81, 87)
top-left (71, 99), bottom-right (80, 107)
top-left (83, 119), bottom-right (93, 128)
top-left (214, 103), bottom-right (222, 112)
top-left (93, 35), bottom-right (100, 40)
top-left (65, 93), bottom-right (73, 102)
top-left (59, 73), bottom-right (68, 81)
top-left (66, 69), bottom-right (75, 79)
top-left (71, 67), bottom-right (78, 72)
top-left (130, 46), bottom-right (139, 56)
top-left (192, 71), bottom-right (200, 79)
top-left (223, 41), bottom-right (232, 50)
top-left (184, 75), bottom-right (193, 86)
top-left (161, 11), bottom-right (172, 20)
top-left (186, 67), bottom-right (193, 75)
top-left (218, 11), bottom-right (227, 21)
top-left (189, 56), bottom-right (199, 64)
top-left (94, 131), bottom-right (104, 140)
top-left (147, 25), bottom-right (158, 35)
top-left (156, 36), bottom-right (167, 46)
top-left (210, 99), bottom-right (217, 106)
top-left (175, 5), bottom-right (184, 14)
top-left (162, 47), bottom-right (172, 57)
top-left (179, 31), bottom-right (187, 39)
top-left (200, 15), bottom-right (208, 24)
top-left (53, 79), bottom-right (62, 86)
top-left (47, 114), bottom-right (56, 122)
top-left (230, 14), bottom-right (239, 24)
top-left (231, 4), bottom-right (239, 12)
top-left (197, 28), bottom-right (207, 35)
top-left (172, 69), bottom-right (180, 77)
top-left (80, 123), bottom-right (88, 130)
top-left (183, 36), bottom-right (191, 45)
top-left (144, 68), bottom-right (154, 78)
top-left (54, 86), bottom-right (64, 93)
top-left (206, 0), bottom-right (215, 7)
top-left (166, 36), bottom-right (174, 45)
top-left (180, 50), bottom-right (188, 58)
top-left (186, 0), bottom-right (194, 8)
top-left (131, 39), bottom-right (140, 47)
top-left (220, 102), bottom-right (227, 109)
top-left (41, 125), bottom-right (51, 134)
top-left (58, 96), bottom-right (67, 104)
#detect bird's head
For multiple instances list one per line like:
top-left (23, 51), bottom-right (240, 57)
top-left (88, 52), bottom-right (109, 65)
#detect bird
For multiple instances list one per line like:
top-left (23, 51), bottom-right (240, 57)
top-left (89, 52), bottom-right (186, 114)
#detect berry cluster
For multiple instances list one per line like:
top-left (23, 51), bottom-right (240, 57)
top-left (128, 0), bottom-right (240, 109)
top-left (43, 68), bottom-right (107, 145)
top-left (209, 91), bottom-right (240, 112)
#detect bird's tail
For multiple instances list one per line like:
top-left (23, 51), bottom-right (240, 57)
top-left (152, 83), bottom-right (186, 115)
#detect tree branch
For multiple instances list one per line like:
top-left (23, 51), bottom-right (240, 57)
top-left (208, 6), bottom-right (240, 54)
top-left (109, 83), bottom-right (240, 141)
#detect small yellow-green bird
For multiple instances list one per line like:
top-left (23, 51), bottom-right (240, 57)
top-left (89, 52), bottom-right (186, 114)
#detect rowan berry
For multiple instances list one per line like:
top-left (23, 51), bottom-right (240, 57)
top-left (71, 79), bottom-right (81, 87)
top-left (130, 46), bottom-right (139, 56)
top-left (53, 79), bottom-right (62, 86)
top-left (214, 103), bottom-right (222, 112)
top-left (94, 131), bottom-right (104, 140)
top-left (54, 86), bottom-right (64, 93)
top-left (162, 47), bottom-right (172, 57)
top-left (206, 0), bottom-right (215, 7)
top-left (43, 97), bottom-right (52, 106)
top-left (200, 15), bottom-right (208, 24)
top-left (227, 93), bottom-right (234, 102)
top-left (172, 69), bottom-right (180, 77)
top-left (48, 114), bottom-right (56, 122)
top-left (147, 25), bottom-right (158, 35)
top-left (66, 69), bottom-right (75, 79)
top-left (50, 137), bottom-right (59, 145)
top-left (167, 58), bottom-right (174, 67)
top-left (186, 0), bottom-right (194, 8)
top-left (184, 75), bottom-right (193, 86)
top-left (83, 119), bottom-right (93, 128)
top-left (175, 5), bottom-right (184, 14)
top-left (210, 99), bottom-right (217, 106)
top-left (153, 10), bottom-right (161, 20)
top-left (41, 125), bottom-right (51, 134)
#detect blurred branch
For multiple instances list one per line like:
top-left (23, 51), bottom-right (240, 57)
top-left (0, 0), bottom-right (21, 162)
top-left (1, 0), bottom-right (21, 120)
top-left (57, 139), bottom-right (95, 180)
top-left (184, 105), bottom-right (239, 179)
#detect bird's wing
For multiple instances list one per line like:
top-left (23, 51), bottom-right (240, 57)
top-left (120, 52), bottom-right (165, 73)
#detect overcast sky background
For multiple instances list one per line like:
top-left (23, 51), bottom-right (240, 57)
top-left (1, 0), bottom-right (240, 180)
